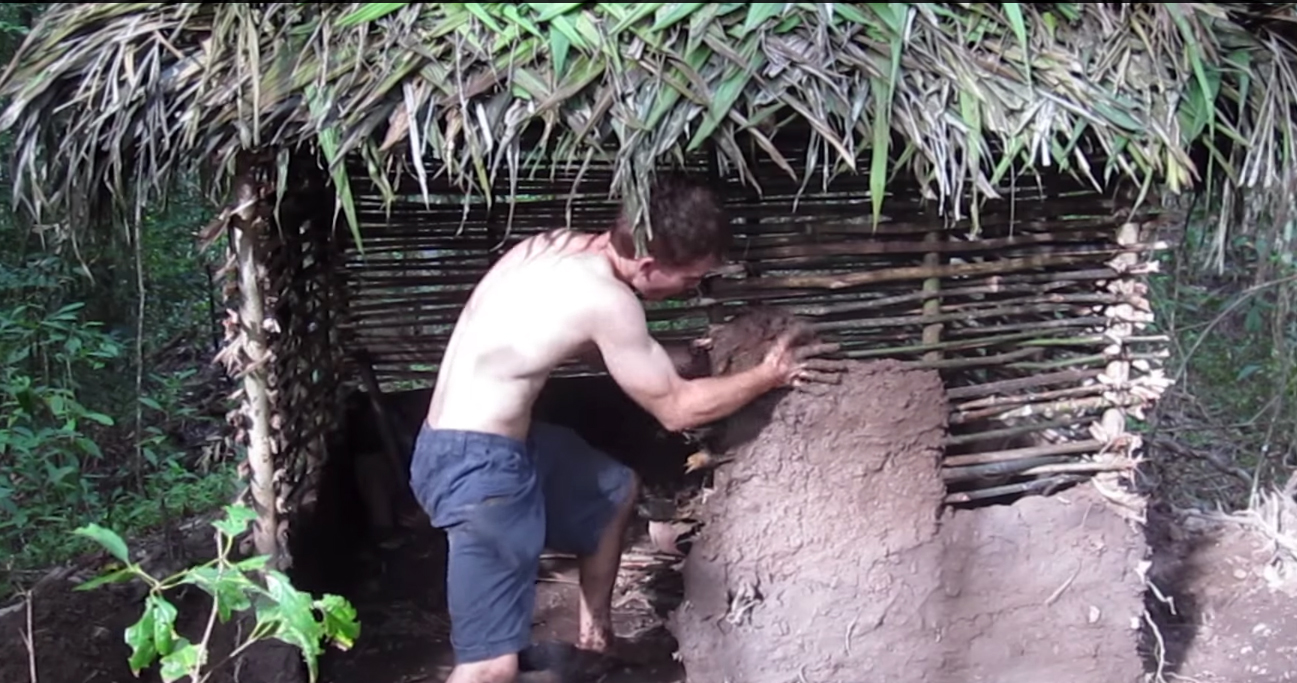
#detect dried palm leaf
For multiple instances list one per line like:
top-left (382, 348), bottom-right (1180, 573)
top-left (0, 3), bottom-right (1294, 253)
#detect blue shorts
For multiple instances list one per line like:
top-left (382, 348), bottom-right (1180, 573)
top-left (408, 420), bottom-right (637, 664)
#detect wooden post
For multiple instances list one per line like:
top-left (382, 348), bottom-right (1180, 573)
top-left (921, 229), bottom-right (944, 362)
top-left (230, 152), bottom-right (282, 567)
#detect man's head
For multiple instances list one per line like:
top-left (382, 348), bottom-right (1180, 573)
top-left (609, 173), bottom-right (730, 301)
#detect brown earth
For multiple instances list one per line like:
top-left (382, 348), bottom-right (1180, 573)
top-left (1144, 501), bottom-right (1297, 682)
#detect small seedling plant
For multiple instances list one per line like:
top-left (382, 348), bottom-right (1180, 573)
top-left (73, 504), bottom-right (360, 682)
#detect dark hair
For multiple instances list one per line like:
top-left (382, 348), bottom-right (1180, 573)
top-left (610, 173), bottom-right (730, 267)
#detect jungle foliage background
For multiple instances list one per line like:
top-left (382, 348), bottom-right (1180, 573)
top-left (0, 3), bottom-right (1290, 598)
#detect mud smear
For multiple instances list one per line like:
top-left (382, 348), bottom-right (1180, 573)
top-left (668, 309), bottom-right (1149, 683)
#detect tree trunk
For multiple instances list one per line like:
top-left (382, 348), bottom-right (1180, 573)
top-left (231, 153), bottom-right (280, 567)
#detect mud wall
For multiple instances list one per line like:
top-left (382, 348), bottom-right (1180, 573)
top-left (668, 312), bottom-right (1148, 683)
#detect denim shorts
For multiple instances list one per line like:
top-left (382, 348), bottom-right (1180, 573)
top-left (408, 420), bottom-right (637, 664)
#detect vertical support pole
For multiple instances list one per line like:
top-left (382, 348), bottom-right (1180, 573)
top-left (703, 139), bottom-right (730, 329)
top-left (231, 152), bottom-right (282, 567)
top-left (921, 230), bottom-right (944, 362)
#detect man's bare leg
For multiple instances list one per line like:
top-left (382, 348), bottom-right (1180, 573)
top-left (445, 654), bottom-right (518, 683)
top-left (576, 472), bottom-right (641, 653)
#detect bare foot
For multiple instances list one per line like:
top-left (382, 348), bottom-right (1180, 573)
top-left (576, 634), bottom-right (650, 669)
top-left (576, 625), bottom-right (614, 655)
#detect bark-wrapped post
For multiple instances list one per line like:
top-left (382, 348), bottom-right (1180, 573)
top-left (669, 309), bottom-right (949, 681)
top-left (668, 309), bottom-right (1149, 683)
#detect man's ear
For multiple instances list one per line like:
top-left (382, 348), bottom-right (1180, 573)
top-left (634, 256), bottom-right (659, 278)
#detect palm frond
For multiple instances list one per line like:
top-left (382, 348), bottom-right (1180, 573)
top-left (2, 3), bottom-right (1295, 244)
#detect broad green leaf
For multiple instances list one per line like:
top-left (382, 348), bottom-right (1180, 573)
top-left (256, 570), bottom-right (329, 681)
top-left (315, 594), bottom-right (362, 650)
top-left (158, 640), bottom-right (202, 683)
top-left (124, 605), bottom-right (159, 674)
top-left (123, 595), bottom-right (179, 674)
top-left (150, 595), bottom-right (181, 656)
top-left (213, 503), bottom-right (258, 538)
top-left (181, 565), bottom-right (257, 622)
top-left (74, 523), bottom-right (130, 563)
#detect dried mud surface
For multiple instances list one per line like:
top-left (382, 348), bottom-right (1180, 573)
top-left (668, 310), bottom-right (1149, 683)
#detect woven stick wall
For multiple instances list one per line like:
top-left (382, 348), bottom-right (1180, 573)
top-left (338, 133), bottom-right (1171, 506)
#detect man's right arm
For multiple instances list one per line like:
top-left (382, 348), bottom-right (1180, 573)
top-left (589, 291), bottom-right (784, 432)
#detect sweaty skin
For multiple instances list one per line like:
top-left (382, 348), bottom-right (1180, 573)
top-left (426, 228), bottom-right (843, 683)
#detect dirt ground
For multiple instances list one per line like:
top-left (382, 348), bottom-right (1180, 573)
top-left (1143, 499), bottom-right (1297, 682)
top-left (4, 313), bottom-right (1297, 682)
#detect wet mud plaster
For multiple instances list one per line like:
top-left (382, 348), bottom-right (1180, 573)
top-left (668, 310), bottom-right (1148, 683)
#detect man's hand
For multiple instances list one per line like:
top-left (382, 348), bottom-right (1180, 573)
top-left (761, 324), bottom-right (848, 389)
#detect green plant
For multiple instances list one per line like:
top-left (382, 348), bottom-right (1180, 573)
top-left (73, 504), bottom-right (360, 683)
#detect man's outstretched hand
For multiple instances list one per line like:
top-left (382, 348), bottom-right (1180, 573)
top-left (762, 323), bottom-right (849, 390)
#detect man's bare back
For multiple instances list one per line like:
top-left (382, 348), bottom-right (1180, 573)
top-left (426, 229), bottom-right (630, 440)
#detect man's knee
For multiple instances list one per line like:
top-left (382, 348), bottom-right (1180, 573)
top-left (448, 654), bottom-right (518, 683)
top-left (618, 469), bottom-right (642, 514)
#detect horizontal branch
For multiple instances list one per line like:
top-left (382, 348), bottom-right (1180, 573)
top-left (942, 439), bottom-right (1104, 468)
top-left (944, 474), bottom-right (1090, 504)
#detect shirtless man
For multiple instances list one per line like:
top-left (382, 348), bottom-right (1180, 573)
top-left (409, 175), bottom-right (844, 683)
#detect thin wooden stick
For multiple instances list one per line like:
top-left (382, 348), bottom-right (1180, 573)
top-left (954, 384), bottom-right (1104, 411)
top-left (1016, 461), bottom-right (1135, 476)
top-left (23, 590), bottom-right (35, 683)
top-left (946, 369), bottom-right (1104, 399)
top-left (951, 396), bottom-right (1125, 425)
top-left (944, 474), bottom-right (1089, 503)
top-left (942, 439), bottom-right (1105, 467)
top-left (945, 417), bottom-right (1082, 447)
top-left (713, 248), bottom-right (1161, 292)
top-left (942, 455), bottom-right (1075, 482)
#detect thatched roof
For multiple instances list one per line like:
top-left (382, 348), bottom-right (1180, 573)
top-left (2, 3), bottom-right (1296, 243)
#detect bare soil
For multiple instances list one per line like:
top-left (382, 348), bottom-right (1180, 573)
top-left (1144, 504), bottom-right (1297, 682)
